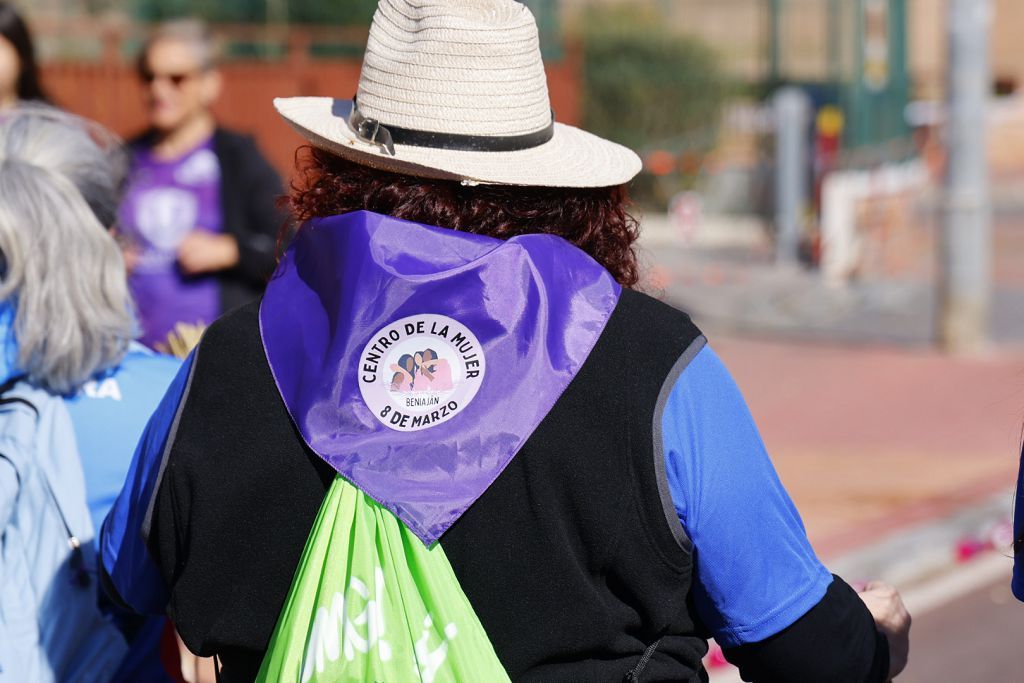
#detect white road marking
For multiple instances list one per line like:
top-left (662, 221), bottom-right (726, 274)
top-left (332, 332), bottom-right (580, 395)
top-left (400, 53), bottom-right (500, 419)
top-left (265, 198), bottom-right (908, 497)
top-left (899, 550), bottom-right (1012, 617)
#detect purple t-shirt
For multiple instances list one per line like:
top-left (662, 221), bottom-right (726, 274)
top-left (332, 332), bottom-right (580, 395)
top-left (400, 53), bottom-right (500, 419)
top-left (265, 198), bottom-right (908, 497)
top-left (119, 138), bottom-right (222, 348)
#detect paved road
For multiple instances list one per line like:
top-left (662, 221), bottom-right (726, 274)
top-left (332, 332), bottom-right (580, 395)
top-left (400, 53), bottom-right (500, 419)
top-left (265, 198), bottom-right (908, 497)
top-left (899, 575), bottom-right (1024, 683)
top-left (637, 209), bottom-right (1024, 347)
top-left (709, 555), bottom-right (1024, 683)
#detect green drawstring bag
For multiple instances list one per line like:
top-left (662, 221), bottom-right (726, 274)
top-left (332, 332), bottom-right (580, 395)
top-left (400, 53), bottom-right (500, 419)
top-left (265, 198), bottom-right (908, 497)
top-left (257, 476), bottom-right (511, 683)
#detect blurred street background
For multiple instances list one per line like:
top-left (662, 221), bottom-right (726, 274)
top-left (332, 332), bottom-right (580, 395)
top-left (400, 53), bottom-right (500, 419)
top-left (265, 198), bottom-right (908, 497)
top-left (16, 0), bottom-right (1024, 677)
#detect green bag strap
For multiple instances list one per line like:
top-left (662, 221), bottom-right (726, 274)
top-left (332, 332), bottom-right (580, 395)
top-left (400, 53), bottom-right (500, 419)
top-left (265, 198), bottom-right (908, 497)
top-left (257, 476), bottom-right (510, 683)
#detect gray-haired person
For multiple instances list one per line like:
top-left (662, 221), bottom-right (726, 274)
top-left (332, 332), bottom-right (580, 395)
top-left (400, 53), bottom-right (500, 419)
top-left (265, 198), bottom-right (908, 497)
top-left (119, 19), bottom-right (286, 350)
top-left (0, 106), bottom-right (180, 680)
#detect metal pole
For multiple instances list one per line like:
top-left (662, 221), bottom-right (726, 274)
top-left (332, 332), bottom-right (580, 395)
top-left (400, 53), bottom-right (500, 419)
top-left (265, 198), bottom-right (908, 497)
top-left (774, 87), bottom-right (811, 266)
top-left (851, 0), bottom-right (867, 148)
top-left (828, 0), bottom-right (842, 82)
top-left (769, 0), bottom-right (782, 83)
top-left (939, 0), bottom-right (992, 352)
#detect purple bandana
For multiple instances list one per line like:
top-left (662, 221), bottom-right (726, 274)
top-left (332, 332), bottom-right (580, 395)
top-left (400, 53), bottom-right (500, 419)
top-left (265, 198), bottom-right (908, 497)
top-left (260, 210), bottom-right (620, 544)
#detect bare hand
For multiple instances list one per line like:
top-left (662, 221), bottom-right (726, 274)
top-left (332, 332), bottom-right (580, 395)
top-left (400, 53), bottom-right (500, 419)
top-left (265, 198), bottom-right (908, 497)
top-left (122, 245), bottom-right (140, 275)
top-left (111, 228), bottom-right (140, 275)
top-left (175, 631), bottom-right (218, 683)
top-left (858, 580), bottom-right (911, 679)
top-left (177, 231), bottom-right (239, 275)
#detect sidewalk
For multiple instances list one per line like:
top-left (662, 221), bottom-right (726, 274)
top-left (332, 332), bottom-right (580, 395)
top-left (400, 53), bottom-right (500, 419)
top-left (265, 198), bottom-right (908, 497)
top-left (713, 336), bottom-right (1021, 563)
top-left (637, 217), bottom-right (1024, 679)
top-left (697, 333), bottom-right (1022, 680)
top-left (636, 214), bottom-right (1024, 576)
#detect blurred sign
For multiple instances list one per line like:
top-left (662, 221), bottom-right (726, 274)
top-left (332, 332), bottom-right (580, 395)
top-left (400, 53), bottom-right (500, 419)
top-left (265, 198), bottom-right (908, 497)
top-left (645, 150), bottom-right (677, 177)
top-left (669, 191), bottom-right (702, 243)
top-left (863, 0), bottom-right (890, 92)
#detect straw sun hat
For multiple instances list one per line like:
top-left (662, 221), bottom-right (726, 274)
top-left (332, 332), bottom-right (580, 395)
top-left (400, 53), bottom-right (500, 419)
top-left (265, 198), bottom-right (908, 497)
top-left (273, 0), bottom-right (642, 187)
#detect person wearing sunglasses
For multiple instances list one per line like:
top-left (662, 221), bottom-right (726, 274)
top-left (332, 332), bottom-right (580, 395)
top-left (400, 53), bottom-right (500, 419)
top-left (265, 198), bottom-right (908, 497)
top-left (118, 19), bottom-right (285, 350)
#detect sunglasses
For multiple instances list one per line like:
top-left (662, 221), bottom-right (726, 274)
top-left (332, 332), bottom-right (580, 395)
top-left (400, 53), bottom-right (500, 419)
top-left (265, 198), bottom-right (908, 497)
top-left (139, 69), bottom-right (202, 87)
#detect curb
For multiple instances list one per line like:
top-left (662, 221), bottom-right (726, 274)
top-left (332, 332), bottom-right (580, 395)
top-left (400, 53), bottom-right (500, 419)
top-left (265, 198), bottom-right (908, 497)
top-left (825, 488), bottom-right (1014, 589)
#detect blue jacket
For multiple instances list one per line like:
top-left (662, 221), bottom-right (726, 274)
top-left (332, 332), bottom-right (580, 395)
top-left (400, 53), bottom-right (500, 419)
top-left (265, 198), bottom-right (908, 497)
top-left (0, 304), bottom-right (180, 681)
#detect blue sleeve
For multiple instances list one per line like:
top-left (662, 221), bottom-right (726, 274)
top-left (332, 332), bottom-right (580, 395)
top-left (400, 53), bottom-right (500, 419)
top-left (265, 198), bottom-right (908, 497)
top-left (662, 345), bottom-right (832, 648)
top-left (1013, 445), bottom-right (1024, 601)
top-left (100, 351), bottom-right (195, 615)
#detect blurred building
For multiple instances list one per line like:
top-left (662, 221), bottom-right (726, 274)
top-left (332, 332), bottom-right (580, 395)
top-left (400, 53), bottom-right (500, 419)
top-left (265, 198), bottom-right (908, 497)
top-left (562, 0), bottom-right (1024, 100)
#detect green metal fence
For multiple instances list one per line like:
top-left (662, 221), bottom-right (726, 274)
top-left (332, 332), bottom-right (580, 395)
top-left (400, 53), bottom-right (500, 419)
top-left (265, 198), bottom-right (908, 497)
top-left (767, 0), bottom-right (910, 151)
top-left (131, 0), bottom-right (377, 24)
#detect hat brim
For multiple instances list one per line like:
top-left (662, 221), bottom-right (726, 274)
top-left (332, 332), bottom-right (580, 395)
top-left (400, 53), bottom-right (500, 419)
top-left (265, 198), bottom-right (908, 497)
top-left (274, 97), bottom-right (642, 188)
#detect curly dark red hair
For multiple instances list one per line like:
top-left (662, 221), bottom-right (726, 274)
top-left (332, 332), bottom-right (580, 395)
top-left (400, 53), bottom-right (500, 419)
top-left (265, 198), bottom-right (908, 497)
top-left (285, 147), bottom-right (640, 287)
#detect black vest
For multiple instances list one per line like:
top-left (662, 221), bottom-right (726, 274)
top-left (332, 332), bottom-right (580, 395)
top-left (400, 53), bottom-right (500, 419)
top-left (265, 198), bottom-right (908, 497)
top-left (148, 289), bottom-right (709, 682)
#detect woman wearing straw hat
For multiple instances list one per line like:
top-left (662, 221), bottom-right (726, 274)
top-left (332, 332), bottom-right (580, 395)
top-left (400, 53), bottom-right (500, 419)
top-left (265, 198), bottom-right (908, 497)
top-left (101, 2), bottom-right (908, 681)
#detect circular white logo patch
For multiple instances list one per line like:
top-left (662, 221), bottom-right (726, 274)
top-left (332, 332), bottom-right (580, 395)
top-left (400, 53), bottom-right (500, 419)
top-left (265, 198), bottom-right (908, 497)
top-left (357, 314), bottom-right (486, 431)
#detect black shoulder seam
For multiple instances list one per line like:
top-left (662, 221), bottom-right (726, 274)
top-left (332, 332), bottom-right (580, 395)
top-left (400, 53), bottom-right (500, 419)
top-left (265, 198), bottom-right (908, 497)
top-left (140, 343), bottom-right (201, 542)
top-left (651, 334), bottom-right (707, 554)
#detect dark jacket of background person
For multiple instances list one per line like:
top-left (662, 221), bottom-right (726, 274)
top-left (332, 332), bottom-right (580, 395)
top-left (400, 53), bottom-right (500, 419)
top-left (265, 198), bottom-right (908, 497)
top-left (129, 127), bottom-right (286, 313)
